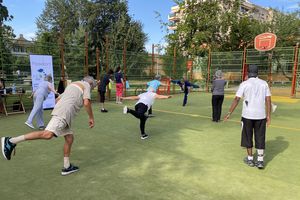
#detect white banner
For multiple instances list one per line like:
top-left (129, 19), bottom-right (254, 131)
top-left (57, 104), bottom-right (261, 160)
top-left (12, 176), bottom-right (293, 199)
top-left (29, 55), bottom-right (55, 109)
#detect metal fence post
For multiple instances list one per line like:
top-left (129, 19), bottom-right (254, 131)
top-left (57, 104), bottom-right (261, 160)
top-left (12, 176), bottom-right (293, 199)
top-left (206, 48), bottom-right (211, 92)
top-left (268, 52), bottom-right (273, 88)
top-left (123, 40), bottom-right (127, 97)
top-left (96, 47), bottom-right (100, 81)
top-left (291, 43), bottom-right (299, 97)
top-left (84, 32), bottom-right (88, 76)
top-left (152, 44), bottom-right (155, 76)
top-left (173, 46), bottom-right (176, 94)
top-left (96, 47), bottom-right (100, 102)
top-left (59, 33), bottom-right (65, 81)
top-left (241, 46), bottom-right (247, 81)
top-left (105, 35), bottom-right (110, 100)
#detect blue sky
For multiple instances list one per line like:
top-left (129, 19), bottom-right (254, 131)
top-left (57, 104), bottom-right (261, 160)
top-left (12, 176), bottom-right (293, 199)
top-left (4, 0), bottom-right (299, 52)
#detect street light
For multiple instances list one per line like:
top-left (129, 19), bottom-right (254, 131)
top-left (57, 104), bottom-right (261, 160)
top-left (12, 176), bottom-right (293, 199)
top-left (153, 44), bottom-right (162, 75)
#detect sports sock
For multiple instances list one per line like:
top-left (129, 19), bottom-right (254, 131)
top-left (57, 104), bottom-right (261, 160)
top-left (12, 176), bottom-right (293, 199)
top-left (9, 135), bottom-right (25, 144)
top-left (64, 157), bottom-right (70, 169)
top-left (247, 156), bottom-right (253, 160)
top-left (257, 149), bottom-right (264, 161)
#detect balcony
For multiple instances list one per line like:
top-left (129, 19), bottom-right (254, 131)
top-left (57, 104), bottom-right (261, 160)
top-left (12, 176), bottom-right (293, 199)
top-left (171, 5), bottom-right (180, 13)
top-left (168, 13), bottom-right (180, 21)
top-left (168, 25), bottom-right (178, 31)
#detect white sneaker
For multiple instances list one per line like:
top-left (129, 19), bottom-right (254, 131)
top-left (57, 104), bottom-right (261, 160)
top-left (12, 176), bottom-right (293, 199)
top-left (272, 104), bottom-right (277, 113)
top-left (123, 106), bottom-right (128, 114)
top-left (25, 122), bottom-right (35, 129)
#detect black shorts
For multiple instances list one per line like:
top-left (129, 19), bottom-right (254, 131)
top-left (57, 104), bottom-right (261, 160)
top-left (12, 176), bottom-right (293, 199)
top-left (241, 117), bottom-right (266, 149)
top-left (99, 91), bottom-right (105, 103)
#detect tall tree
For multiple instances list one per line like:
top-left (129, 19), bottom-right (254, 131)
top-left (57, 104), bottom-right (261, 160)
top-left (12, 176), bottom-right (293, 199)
top-left (0, 0), bottom-right (15, 74)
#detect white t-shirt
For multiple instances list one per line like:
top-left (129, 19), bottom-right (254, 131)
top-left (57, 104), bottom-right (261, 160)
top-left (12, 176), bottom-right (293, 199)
top-left (236, 77), bottom-right (271, 119)
top-left (136, 91), bottom-right (156, 110)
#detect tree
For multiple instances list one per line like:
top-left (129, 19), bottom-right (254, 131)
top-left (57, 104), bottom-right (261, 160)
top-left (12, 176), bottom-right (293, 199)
top-left (0, 0), bottom-right (15, 75)
top-left (36, 0), bottom-right (148, 78)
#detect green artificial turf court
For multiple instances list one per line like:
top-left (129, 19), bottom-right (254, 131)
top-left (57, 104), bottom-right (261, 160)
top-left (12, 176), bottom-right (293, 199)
top-left (0, 92), bottom-right (299, 200)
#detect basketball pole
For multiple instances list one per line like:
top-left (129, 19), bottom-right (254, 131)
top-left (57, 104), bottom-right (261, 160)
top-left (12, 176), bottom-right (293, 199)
top-left (291, 43), bottom-right (299, 98)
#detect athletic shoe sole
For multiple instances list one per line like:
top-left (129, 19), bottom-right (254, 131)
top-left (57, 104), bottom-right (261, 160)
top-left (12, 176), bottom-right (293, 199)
top-left (61, 168), bottom-right (79, 176)
top-left (123, 106), bottom-right (128, 114)
top-left (25, 122), bottom-right (35, 129)
top-left (141, 135), bottom-right (149, 140)
top-left (1, 137), bottom-right (8, 160)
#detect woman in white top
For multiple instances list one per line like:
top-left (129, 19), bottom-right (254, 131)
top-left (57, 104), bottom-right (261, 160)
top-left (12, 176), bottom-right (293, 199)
top-left (122, 87), bottom-right (171, 139)
top-left (25, 75), bottom-right (58, 129)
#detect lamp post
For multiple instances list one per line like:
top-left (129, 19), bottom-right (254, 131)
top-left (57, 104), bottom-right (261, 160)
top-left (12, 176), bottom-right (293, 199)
top-left (153, 44), bottom-right (162, 75)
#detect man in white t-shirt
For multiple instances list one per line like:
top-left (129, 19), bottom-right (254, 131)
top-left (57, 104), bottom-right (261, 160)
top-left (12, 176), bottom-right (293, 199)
top-left (1, 76), bottom-right (97, 176)
top-left (122, 87), bottom-right (171, 139)
top-left (224, 65), bottom-right (271, 169)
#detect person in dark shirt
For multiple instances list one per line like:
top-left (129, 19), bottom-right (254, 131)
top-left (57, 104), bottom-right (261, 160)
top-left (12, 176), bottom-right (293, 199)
top-left (98, 69), bottom-right (114, 112)
top-left (182, 76), bottom-right (192, 106)
top-left (211, 70), bottom-right (227, 122)
top-left (57, 76), bottom-right (65, 95)
top-left (114, 67), bottom-right (124, 104)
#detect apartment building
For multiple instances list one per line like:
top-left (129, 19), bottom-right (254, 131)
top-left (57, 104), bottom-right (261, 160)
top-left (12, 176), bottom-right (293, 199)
top-left (168, 0), bottom-right (273, 30)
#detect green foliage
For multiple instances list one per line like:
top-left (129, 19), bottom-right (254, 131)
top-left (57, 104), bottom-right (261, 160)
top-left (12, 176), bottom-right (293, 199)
top-left (269, 10), bottom-right (300, 47)
top-left (0, 0), bottom-right (15, 75)
top-left (35, 0), bottom-right (148, 78)
top-left (166, 0), bottom-right (300, 57)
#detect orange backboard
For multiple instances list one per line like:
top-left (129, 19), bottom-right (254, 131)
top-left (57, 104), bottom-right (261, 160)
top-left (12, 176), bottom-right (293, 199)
top-left (254, 32), bottom-right (277, 51)
top-left (187, 60), bottom-right (193, 71)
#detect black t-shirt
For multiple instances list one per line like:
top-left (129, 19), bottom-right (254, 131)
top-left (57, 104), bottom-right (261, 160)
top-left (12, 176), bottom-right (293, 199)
top-left (115, 72), bottom-right (123, 83)
top-left (98, 74), bottom-right (111, 92)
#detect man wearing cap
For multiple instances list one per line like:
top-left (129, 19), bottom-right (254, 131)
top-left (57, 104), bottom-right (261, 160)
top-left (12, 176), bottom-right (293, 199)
top-left (1, 76), bottom-right (97, 175)
top-left (224, 65), bottom-right (271, 169)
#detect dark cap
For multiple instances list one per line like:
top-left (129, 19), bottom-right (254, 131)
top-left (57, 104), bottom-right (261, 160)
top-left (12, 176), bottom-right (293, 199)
top-left (248, 65), bottom-right (258, 78)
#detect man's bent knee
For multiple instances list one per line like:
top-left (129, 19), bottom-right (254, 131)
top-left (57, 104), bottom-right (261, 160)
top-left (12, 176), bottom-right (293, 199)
top-left (64, 134), bottom-right (74, 144)
top-left (42, 131), bottom-right (55, 140)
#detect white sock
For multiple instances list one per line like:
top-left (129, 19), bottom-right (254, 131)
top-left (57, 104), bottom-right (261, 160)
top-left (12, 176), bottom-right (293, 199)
top-left (257, 149), bottom-right (264, 161)
top-left (9, 135), bottom-right (25, 144)
top-left (64, 157), bottom-right (70, 169)
top-left (247, 156), bottom-right (253, 160)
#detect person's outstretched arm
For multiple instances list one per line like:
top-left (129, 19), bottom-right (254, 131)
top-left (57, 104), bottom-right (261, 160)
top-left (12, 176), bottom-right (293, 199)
top-left (224, 96), bottom-right (240, 121)
top-left (83, 98), bottom-right (94, 128)
top-left (121, 96), bottom-right (140, 100)
top-left (155, 94), bottom-right (172, 99)
top-left (265, 96), bottom-right (271, 127)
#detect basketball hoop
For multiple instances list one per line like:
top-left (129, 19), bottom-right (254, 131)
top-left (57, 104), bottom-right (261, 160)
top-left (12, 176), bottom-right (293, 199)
top-left (254, 33), bottom-right (277, 51)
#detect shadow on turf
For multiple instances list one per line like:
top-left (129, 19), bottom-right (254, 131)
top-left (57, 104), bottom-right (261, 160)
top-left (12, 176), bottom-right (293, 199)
top-left (264, 136), bottom-right (289, 167)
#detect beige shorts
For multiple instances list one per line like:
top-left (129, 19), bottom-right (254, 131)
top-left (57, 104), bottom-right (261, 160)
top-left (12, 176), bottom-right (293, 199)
top-left (45, 116), bottom-right (73, 137)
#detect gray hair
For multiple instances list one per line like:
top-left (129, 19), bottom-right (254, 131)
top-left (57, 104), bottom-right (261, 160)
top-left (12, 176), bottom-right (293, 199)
top-left (154, 74), bottom-right (161, 80)
top-left (44, 74), bottom-right (53, 83)
top-left (215, 70), bottom-right (222, 79)
top-left (83, 76), bottom-right (97, 89)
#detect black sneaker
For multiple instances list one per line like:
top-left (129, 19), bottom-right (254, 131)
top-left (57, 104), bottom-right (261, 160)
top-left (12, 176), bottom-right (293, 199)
top-left (1, 137), bottom-right (17, 160)
top-left (39, 126), bottom-right (45, 130)
top-left (256, 161), bottom-right (264, 169)
top-left (101, 109), bottom-right (108, 113)
top-left (61, 164), bottom-right (79, 176)
top-left (141, 134), bottom-right (149, 140)
top-left (243, 157), bottom-right (255, 167)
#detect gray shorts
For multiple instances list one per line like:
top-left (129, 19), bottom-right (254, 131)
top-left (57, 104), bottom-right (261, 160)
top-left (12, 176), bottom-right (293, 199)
top-left (45, 116), bottom-right (73, 137)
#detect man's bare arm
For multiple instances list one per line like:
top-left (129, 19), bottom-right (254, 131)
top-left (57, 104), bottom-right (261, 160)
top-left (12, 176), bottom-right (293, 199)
top-left (121, 96), bottom-right (140, 100)
top-left (155, 94), bottom-right (171, 99)
top-left (266, 96), bottom-right (271, 127)
top-left (224, 96), bottom-right (241, 121)
top-left (83, 98), bottom-right (94, 128)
